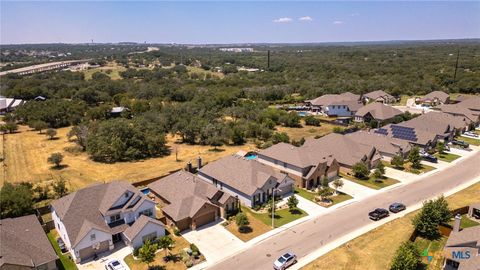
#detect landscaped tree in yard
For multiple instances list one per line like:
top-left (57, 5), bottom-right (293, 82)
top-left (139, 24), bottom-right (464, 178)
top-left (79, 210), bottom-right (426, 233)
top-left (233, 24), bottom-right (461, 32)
top-left (158, 236), bottom-right (174, 257)
top-left (413, 196), bottom-right (452, 239)
top-left (138, 240), bottom-right (157, 267)
top-left (436, 141), bottom-right (445, 154)
top-left (332, 178), bottom-right (344, 194)
top-left (352, 162), bottom-right (370, 179)
top-left (408, 147), bottom-right (422, 169)
top-left (391, 154), bottom-right (405, 169)
top-left (390, 241), bottom-right (420, 270)
top-left (48, 152), bottom-right (64, 168)
top-left (53, 177), bottom-right (68, 198)
top-left (45, 128), bottom-right (57, 140)
top-left (317, 187), bottom-right (333, 202)
top-left (287, 195), bottom-right (299, 212)
top-left (0, 182), bottom-right (34, 218)
top-left (29, 120), bottom-right (48, 133)
top-left (321, 176), bottom-right (329, 188)
top-left (235, 212), bottom-right (250, 232)
top-left (376, 162), bottom-right (385, 175)
top-left (373, 168), bottom-right (384, 181)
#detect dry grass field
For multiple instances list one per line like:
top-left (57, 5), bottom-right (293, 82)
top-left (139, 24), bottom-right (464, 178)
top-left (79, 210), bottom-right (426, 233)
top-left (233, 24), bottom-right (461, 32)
top-left (82, 62), bottom-right (127, 80)
top-left (1, 125), bottom-right (255, 190)
top-left (276, 121), bottom-right (336, 141)
top-left (302, 181), bottom-right (480, 270)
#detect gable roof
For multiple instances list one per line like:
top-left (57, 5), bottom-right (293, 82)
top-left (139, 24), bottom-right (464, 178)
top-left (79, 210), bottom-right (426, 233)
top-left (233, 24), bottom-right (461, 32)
top-left (123, 215), bottom-right (164, 241)
top-left (51, 181), bottom-right (152, 247)
top-left (355, 102), bottom-right (403, 121)
top-left (307, 92), bottom-right (360, 107)
top-left (199, 155), bottom-right (287, 195)
top-left (421, 91), bottom-right (450, 103)
top-left (379, 123), bottom-right (437, 146)
top-left (437, 104), bottom-right (478, 123)
top-left (401, 112), bottom-right (456, 136)
top-left (302, 133), bottom-right (380, 167)
top-left (148, 171), bottom-right (233, 222)
top-left (346, 131), bottom-right (412, 156)
top-left (455, 96), bottom-right (480, 111)
top-left (0, 215), bottom-right (58, 268)
top-left (363, 90), bottom-right (395, 102)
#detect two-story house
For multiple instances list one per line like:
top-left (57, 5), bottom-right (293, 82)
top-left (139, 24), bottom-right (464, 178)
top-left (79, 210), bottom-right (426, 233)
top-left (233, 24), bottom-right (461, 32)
top-left (51, 181), bottom-right (165, 263)
top-left (305, 92), bottom-right (363, 117)
top-left (198, 155), bottom-right (295, 208)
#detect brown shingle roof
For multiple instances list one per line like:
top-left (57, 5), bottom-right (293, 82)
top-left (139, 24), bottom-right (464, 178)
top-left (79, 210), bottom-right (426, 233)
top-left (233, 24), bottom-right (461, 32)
top-left (346, 131), bottom-right (412, 156)
top-left (381, 123), bottom-right (436, 146)
top-left (123, 215), bottom-right (164, 241)
top-left (199, 155), bottom-right (287, 195)
top-left (51, 181), bottom-right (151, 247)
top-left (307, 92), bottom-right (360, 107)
top-left (456, 96), bottom-right (480, 111)
top-left (437, 104), bottom-right (478, 123)
top-left (401, 112), bottom-right (456, 137)
top-left (421, 91), bottom-right (450, 103)
top-left (363, 90), bottom-right (395, 103)
top-left (0, 215), bottom-right (58, 268)
top-left (258, 142), bottom-right (319, 168)
top-left (355, 102), bottom-right (403, 121)
top-left (148, 171), bottom-right (233, 221)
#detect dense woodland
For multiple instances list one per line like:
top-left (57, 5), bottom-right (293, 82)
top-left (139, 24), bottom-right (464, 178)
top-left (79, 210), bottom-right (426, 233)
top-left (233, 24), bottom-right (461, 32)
top-left (1, 40), bottom-right (479, 162)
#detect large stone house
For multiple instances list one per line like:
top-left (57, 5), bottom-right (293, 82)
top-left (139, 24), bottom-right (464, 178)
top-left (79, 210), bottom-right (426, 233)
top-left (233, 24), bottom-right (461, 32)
top-left (148, 170), bottom-right (238, 231)
top-left (0, 215), bottom-right (58, 270)
top-left (198, 155), bottom-right (295, 207)
top-left (257, 142), bottom-right (339, 189)
top-left (51, 181), bottom-right (165, 263)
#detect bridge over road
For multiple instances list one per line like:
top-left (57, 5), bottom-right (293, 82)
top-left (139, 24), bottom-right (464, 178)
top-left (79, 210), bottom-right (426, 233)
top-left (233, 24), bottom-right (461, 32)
top-left (0, 59), bottom-right (90, 77)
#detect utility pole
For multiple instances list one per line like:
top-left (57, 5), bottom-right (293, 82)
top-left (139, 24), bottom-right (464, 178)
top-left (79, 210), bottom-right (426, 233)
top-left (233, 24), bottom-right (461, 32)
top-left (453, 49), bottom-right (460, 83)
top-left (267, 50), bottom-right (270, 70)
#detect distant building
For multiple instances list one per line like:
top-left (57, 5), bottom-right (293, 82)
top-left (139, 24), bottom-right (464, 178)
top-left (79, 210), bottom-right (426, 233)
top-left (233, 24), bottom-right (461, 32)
top-left (305, 92), bottom-right (363, 117)
top-left (0, 215), bottom-right (58, 270)
top-left (362, 90), bottom-right (396, 104)
top-left (416, 91), bottom-right (450, 106)
top-left (0, 96), bottom-right (25, 114)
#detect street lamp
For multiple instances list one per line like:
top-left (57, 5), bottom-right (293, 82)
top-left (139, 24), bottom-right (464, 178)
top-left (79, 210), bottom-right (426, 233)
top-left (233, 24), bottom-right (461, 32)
top-left (271, 188), bottom-right (282, 228)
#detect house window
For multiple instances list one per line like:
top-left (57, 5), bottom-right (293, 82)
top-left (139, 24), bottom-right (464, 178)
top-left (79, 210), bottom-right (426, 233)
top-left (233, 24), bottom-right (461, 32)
top-left (139, 208), bottom-right (153, 217)
top-left (124, 192), bottom-right (129, 198)
top-left (110, 214), bottom-right (121, 222)
top-left (90, 234), bottom-right (96, 241)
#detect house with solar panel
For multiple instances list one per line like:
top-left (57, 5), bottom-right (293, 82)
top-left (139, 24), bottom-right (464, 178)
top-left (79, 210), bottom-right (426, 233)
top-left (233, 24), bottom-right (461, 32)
top-left (375, 124), bottom-right (438, 151)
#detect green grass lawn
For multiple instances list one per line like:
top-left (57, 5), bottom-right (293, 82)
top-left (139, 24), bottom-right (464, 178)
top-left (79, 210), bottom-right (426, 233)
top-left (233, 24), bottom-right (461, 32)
top-left (340, 173), bottom-right (400, 190)
top-left (242, 206), bottom-right (308, 228)
top-left (458, 135), bottom-right (480, 146)
top-left (47, 231), bottom-right (78, 270)
top-left (294, 187), bottom-right (353, 207)
top-left (434, 152), bottom-right (461, 163)
top-left (414, 235), bottom-right (448, 269)
top-left (450, 214), bottom-right (480, 229)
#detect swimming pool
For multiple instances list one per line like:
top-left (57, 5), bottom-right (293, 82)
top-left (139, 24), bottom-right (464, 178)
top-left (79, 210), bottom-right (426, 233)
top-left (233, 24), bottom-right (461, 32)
top-left (140, 187), bottom-right (150, 195)
top-left (245, 154), bottom-right (257, 160)
top-left (297, 111), bottom-right (308, 117)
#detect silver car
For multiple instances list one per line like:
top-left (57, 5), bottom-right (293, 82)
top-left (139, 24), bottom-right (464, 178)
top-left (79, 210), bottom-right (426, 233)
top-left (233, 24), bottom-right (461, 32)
top-left (105, 259), bottom-right (126, 270)
top-left (273, 252), bottom-right (297, 270)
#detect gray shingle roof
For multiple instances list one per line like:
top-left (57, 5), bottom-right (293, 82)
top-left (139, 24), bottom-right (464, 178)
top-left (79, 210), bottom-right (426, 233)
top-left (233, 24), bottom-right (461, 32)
top-left (51, 181), bottom-right (151, 247)
top-left (307, 92), bottom-right (360, 107)
top-left (0, 215), bottom-right (58, 268)
top-left (346, 131), bottom-right (412, 156)
top-left (199, 155), bottom-right (287, 195)
top-left (421, 91), bottom-right (450, 103)
top-left (355, 102), bottom-right (403, 121)
top-left (401, 112), bottom-right (456, 137)
top-left (363, 90), bottom-right (395, 103)
top-left (123, 215), bottom-right (164, 241)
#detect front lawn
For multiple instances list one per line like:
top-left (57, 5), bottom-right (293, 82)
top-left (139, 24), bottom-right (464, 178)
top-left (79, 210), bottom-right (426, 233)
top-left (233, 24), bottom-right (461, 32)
top-left (243, 205), bottom-right (307, 228)
top-left (434, 152), bottom-right (461, 163)
top-left (414, 236), bottom-right (448, 269)
top-left (448, 214), bottom-right (480, 229)
top-left (340, 173), bottom-right (399, 190)
top-left (458, 135), bottom-right (480, 146)
top-left (124, 229), bottom-right (204, 270)
top-left (224, 208), bottom-right (272, 242)
top-left (47, 231), bottom-right (78, 270)
top-left (383, 161), bottom-right (436, 174)
top-left (294, 188), bottom-right (353, 207)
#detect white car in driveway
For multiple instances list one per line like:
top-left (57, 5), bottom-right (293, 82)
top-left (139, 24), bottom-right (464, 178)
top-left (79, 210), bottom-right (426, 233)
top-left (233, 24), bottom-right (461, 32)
top-left (464, 131), bottom-right (479, 138)
top-left (105, 259), bottom-right (126, 270)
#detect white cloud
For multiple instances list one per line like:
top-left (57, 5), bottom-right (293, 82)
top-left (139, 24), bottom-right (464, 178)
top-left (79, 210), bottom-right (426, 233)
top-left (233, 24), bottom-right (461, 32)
top-left (273, 17), bottom-right (293, 23)
top-left (298, 16), bottom-right (313, 22)
top-left (333, 20), bottom-right (344, 25)
top-left (350, 13), bottom-right (359, 17)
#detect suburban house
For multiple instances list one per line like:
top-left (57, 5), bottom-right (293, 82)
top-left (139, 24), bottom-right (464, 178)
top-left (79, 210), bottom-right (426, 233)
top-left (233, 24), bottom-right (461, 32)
top-left (375, 124), bottom-right (438, 150)
top-left (346, 131), bottom-right (412, 160)
top-left (438, 96), bottom-right (480, 128)
top-left (148, 170), bottom-right (238, 231)
top-left (443, 214), bottom-right (480, 270)
top-left (0, 215), bottom-right (58, 270)
top-left (257, 142), bottom-right (340, 189)
top-left (362, 90), bottom-right (396, 104)
top-left (354, 102), bottom-right (403, 125)
top-left (302, 133), bottom-right (381, 173)
top-left (50, 181), bottom-right (165, 263)
top-left (305, 92), bottom-right (363, 117)
top-left (198, 155), bottom-right (295, 207)
top-left (0, 96), bottom-right (25, 114)
top-left (416, 91), bottom-right (450, 106)
top-left (401, 112), bottom-right (458, 142)
top-left (468, 203), bottom-right (480, 220)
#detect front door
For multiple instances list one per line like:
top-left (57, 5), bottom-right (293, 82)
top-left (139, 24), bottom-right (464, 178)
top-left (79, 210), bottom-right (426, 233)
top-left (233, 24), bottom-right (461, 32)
top-left (112, 233), bottom-right (122, 243)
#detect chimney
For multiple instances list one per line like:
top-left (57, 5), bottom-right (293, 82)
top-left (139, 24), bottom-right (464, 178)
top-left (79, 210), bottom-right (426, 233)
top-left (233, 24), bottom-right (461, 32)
top-left (453, 214), bottom-right (461, 232)
top-left (197, 156), bottom-right (202, 169)
top-left (186, 162), bottom-right (193, 173)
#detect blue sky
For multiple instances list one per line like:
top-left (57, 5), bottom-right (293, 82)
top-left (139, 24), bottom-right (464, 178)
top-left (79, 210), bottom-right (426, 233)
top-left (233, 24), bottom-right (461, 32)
top-left (1, 1), bottom-right (479, 44)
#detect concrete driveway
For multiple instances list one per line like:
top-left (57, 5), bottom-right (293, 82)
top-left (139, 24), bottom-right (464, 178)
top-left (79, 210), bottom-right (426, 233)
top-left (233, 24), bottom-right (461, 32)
top-left (384, 167), bottom-right (419, 183)
top-left (292, 195), bottom-right (326, 216)
top-left (335, 178), bottom-right (377, 199)
top-left (76, 243), bottom-right (132, 270)
top-left (182, 220), bottom-right (245, 264)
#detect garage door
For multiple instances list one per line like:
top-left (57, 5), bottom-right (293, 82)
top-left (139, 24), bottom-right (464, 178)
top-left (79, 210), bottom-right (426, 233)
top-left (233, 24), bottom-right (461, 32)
top-left (194, 211), bottom-right (216, 229)
top-left (78, 240), bottom-right (109, 261)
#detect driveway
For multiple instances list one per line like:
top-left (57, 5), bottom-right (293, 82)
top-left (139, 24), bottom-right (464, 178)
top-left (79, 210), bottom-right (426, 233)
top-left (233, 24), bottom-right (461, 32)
top-left (421, 159), bottom-right (449, 170)
top-left (335, 178), bottom-right (377, 199)
top-left (384, 167), bottom-right (419, 183)
top-left (291, 194), bottom-right (326, 216)
top-left (76, 243), bottom-right (132, 270)
top-left (182, 220), bottom-right (245, 263)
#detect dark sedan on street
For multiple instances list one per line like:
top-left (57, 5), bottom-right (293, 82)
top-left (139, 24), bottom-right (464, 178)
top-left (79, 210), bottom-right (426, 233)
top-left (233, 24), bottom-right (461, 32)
top-left (389, 202), bottom-right (406, 213)
top-left (368, 208), bottom-right (389, 221)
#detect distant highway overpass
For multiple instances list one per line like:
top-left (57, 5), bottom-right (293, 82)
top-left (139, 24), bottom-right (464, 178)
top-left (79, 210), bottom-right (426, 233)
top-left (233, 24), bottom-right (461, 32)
top-left (0, 59), bottom-right (90, 77)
